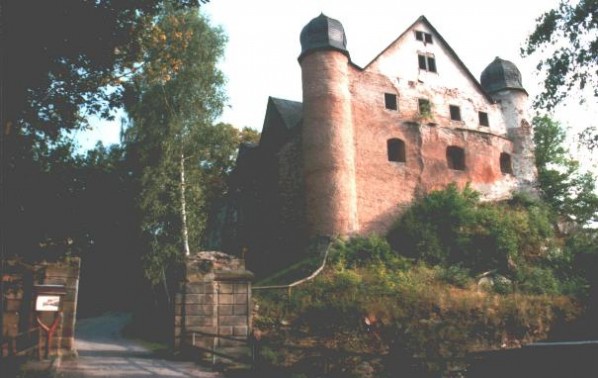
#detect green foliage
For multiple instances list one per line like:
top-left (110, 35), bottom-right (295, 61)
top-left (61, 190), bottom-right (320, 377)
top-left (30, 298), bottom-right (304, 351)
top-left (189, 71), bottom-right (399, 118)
top-left (436, 265), bottom-right (472, 288)
top-left (387, 183), bottom-right (552, 274)
top-left (122, 8), bottom-right (234, 286)
top-left (387, 184), bottom-right (479, 266)
top-left (533, 115), bottom-right (598, 224)
top-left (329, 235), bottom-right (400, 269)
top-left (386, 184), bottom-right (575, 295)
top-left (522, 0), bottom-right (598, 111)
top-left (254, 258), bottom-right (581, 376)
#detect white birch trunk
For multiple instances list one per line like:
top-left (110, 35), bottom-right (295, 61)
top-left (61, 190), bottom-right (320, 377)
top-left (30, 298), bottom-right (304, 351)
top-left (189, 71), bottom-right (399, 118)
top-left (180, 151), bottom-right (191, 257)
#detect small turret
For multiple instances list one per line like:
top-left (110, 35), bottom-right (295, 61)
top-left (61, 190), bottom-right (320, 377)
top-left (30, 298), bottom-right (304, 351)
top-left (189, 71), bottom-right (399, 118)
top-left (481, 57), bottom-right (536, 189)
top-left (299, 14), bottom-right (358, 237)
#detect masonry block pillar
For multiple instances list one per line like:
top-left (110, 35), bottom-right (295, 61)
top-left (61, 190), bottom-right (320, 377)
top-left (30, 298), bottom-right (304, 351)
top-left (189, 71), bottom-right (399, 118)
top-left (174, 252), bottom-right (253, 352)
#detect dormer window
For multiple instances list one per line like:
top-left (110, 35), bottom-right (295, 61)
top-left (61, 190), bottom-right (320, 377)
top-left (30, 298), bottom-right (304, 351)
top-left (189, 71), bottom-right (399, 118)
top-left (418, 54), bottom-right (437, 73)
top-left (415, 30), bottom-right (433, 44)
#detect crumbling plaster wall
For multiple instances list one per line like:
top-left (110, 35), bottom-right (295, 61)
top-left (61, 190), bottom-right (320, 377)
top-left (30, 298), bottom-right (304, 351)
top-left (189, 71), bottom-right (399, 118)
top-left (348, 21), bottom-right (521, 235)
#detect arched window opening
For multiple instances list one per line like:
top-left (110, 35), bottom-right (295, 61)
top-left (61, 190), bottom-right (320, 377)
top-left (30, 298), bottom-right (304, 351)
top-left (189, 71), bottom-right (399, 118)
top-left (387, 139), bottom-right (406, 163)
top-left (500, 153), bottom-right (513, 174)
top-left (446, 146), bottom-right (465, 170)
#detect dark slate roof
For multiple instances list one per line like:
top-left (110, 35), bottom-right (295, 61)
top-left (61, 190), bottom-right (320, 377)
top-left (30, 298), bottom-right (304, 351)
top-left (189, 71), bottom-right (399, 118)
top-left (270, 97), bottom-right (303, 130)
top-left (480, 57), bottom-right (527, 94)
top-left (299, 13), bottom-right (349, 61)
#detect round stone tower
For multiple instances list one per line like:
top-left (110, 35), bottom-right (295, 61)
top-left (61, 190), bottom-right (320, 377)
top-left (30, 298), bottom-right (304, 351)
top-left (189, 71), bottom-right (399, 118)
top-left (299, 14), bottom-right (358, 237)
top-left (481, 57), bottom-right (536, 186)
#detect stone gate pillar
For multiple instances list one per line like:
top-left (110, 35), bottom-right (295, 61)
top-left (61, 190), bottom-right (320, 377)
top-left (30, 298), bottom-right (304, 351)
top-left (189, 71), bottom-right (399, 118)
top-left (174, 252), bottom-right (253, 352)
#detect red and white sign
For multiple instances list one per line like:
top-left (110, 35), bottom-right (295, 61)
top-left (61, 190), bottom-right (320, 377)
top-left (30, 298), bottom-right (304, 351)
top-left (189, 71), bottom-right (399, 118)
top-left (36, 295), bottom-right (61, 312)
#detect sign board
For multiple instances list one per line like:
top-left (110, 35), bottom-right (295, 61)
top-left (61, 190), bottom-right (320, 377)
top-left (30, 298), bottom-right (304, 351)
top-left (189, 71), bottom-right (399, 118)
top-left (36, 295), bottom-right (61, 312)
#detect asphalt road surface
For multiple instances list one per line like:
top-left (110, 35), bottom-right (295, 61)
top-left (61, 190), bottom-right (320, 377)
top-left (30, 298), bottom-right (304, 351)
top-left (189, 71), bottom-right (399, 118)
top-left (56, 312), bottom-right (223, 377)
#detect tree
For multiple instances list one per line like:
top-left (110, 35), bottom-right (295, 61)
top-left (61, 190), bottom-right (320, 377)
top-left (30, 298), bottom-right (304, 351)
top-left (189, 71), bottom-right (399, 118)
top-left (533, 115), bottom-right (598, 225)
top-left (123, 7), bottom-right (240, 289)
top-left (1, 1), bottom-right (211, 264)
top-left (522, 0), bottom-right (598, 111)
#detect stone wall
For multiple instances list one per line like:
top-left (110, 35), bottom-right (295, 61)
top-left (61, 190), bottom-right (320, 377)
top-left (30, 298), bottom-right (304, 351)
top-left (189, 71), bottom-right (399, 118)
top-left (174, 252), bottom-right (253, 351)
top-left (1, 258), bottom-right (80, 357)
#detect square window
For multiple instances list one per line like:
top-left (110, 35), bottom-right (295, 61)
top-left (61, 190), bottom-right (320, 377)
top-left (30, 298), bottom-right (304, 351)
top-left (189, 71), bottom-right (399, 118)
top-left (449, 105), bottom-right (461, 121)
top-left (418, 99), bottom-right (431, 116)
top-left (418, 54), bottom-right (437, 73)
top-left (415, 30), bottom-right (433, 44)
top-left (479, 111), bottom-right (489, 126)
top-left (385, 93), bottom-right (397, 110)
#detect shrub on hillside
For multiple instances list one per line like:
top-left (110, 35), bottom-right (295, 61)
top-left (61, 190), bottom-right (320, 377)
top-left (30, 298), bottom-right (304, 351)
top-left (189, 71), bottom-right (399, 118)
top-left (329, 234), bottom-right (408, 269)
top-left (387, 184), bottom-right (556, 283)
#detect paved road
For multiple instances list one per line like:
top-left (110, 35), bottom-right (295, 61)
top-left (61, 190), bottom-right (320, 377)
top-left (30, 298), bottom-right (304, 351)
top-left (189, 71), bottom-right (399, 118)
top-left (56, 312), bottom-right (223, 377)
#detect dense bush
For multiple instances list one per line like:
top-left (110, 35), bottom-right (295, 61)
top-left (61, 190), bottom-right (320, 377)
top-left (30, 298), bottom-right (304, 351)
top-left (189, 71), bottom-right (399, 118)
top-left (386, 184), bottom-right (566, 295)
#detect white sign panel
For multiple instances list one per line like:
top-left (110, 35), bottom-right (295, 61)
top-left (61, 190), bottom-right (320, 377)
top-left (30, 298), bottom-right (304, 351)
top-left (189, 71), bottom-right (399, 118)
top-left (36, 295), bottom-right (61, 312)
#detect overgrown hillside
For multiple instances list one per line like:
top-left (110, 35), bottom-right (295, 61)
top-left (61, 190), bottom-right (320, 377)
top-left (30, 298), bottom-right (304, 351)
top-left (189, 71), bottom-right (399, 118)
top-left (251, 185), bottom-right (595, 377)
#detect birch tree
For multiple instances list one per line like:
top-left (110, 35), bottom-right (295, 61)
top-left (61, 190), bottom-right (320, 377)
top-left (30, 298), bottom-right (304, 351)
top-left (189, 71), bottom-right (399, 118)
top-left (124, 7), bottom-right (227, 288)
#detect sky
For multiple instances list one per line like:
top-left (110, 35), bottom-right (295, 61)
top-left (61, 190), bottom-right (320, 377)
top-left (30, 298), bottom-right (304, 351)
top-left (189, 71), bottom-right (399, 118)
top-left (77, 0), bottom-right (595, 167)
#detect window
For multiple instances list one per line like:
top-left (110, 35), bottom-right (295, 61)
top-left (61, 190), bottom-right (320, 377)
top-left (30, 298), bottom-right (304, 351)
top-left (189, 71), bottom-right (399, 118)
top-left (446, 146), bottom-right (465, 170)
top-left (384, 93), bottom-right (398, 110)
top-left (500, 153), bottom-right (513, 174)
top-left (418, 98), bottom-right (431, 116)
top-left (479, 111), bottom-right (489, 126)
top-left (415, 30), bottom-right (433, 44)
top-left (387, 139), bottom-right (406, 162)
top-left (449, 105), bottom-right (461, 121)
top-left (418, 54), bottom-right (437, 72)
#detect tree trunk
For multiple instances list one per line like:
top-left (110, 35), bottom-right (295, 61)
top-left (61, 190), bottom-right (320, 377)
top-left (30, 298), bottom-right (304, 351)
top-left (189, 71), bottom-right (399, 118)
top-left (180, 151), bottom-right (191, 257)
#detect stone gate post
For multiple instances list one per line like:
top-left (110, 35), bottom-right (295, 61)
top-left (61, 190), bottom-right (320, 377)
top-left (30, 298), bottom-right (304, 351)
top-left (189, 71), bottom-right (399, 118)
top-left (174, 252), bottom-right (253, 353)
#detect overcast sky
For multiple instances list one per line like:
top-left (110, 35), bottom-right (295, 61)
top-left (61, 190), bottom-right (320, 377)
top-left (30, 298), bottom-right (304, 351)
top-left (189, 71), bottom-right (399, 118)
top-left (79, 0), bottom-right (596, 165)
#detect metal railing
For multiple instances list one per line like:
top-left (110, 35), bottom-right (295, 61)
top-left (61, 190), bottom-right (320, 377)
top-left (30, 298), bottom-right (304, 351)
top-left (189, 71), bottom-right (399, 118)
top-left (184, 330), bottom-right (258, 367)
top-left (0, 327), bottom-right (40, 359)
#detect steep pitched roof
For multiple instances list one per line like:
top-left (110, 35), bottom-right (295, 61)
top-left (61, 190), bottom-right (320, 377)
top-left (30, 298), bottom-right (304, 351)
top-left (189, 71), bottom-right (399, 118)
top-left (269, 97), bottom-right (303, 130)
top-left (259, 97), bottom-right (303, 152)
top-left (363, 15), bottom-right (494, 103)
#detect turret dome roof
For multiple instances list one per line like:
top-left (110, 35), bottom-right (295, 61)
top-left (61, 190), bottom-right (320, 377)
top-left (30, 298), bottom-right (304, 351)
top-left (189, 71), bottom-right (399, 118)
top-left (481, 57), bottom-right (526, 94)
top-left (299, 13), bottom-right (348, 60)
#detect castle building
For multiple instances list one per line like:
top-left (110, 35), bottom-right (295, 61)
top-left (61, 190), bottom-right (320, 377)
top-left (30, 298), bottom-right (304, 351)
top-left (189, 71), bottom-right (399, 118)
top-left (213, 14), bottom-right (536, 260)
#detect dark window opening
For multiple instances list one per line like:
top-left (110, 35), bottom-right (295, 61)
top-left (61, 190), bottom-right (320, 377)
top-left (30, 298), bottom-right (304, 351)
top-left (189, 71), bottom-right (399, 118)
top-left (500, 153), bottom-right (513, 174)
top-left (447, 146), bottom-right (466, 170)
top-left (415, 30), bottom-right (433, 44)
top-left (418, 54), bottom-right (427, 70)
top-left (387, 139), bottom-right (406, 163)
top-left (418, 54), bottom-right (436, 72)
top-left (449, 105), bottom-right (461, 121)
top-left (418, 98), bottom-right (431, 116)
top-left (385, 93), bottom-right (398, 110)
top-left (479, 111), bottom-right (489, 126)
top-left (427, 56), bottom-right (437, 72)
